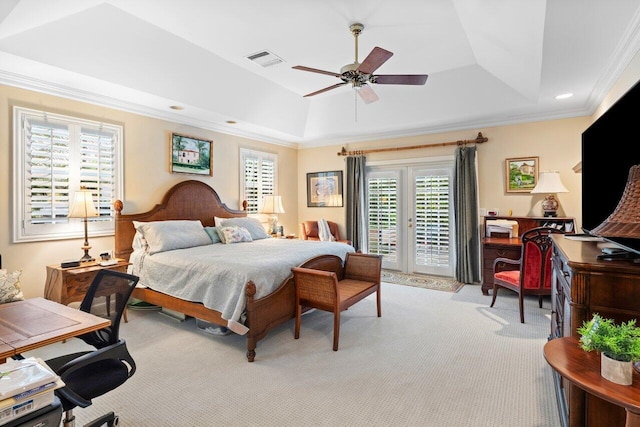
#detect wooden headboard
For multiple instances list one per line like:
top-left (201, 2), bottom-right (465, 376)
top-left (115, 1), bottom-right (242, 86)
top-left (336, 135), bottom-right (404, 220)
top-left (114, 180), bottom-right (247, 261)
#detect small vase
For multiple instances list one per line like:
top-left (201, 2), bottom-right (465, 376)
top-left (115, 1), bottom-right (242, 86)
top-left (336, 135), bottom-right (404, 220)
top-left (601, 353), bottom-right (633, 385)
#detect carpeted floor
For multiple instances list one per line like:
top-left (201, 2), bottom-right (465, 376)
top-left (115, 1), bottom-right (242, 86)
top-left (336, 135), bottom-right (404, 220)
top-left (24, 283), bottom-right (559, 426)
top-left (381, 269), bottom-right (464, 292)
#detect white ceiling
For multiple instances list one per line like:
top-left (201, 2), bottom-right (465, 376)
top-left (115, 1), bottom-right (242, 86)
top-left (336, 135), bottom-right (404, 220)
top-left (1, 0), bottom-right (640, 148)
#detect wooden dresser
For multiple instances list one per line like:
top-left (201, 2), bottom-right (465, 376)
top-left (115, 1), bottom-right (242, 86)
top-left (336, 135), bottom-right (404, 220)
top-left (481, 216), bottom-right (575, 295)
top-left (550, 235), bottom-right (640, 427)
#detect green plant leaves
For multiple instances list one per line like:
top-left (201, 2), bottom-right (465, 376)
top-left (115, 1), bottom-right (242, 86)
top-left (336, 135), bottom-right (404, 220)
top-left (578, 314), bottom-right (640, 362)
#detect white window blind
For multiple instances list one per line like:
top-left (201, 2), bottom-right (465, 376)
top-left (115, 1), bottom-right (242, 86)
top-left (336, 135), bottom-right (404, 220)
top-left (415, 173), bottom-right (450, 267)
top-left (367, 175), bottom-right (399, 262)
top-left (240, 148), bottom-right (277, 213)
top-left (13, 107), bottom-right (123, 242)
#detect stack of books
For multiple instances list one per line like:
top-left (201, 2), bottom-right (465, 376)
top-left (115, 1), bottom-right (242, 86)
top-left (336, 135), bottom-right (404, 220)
top-left (0, 357), bottom-right (64, 425)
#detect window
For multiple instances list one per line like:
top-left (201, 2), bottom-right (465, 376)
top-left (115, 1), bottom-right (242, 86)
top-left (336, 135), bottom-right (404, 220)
top-left (13, 106), bottom-right (123, 243)
top-left (240, 148), bottom-right (277, 213)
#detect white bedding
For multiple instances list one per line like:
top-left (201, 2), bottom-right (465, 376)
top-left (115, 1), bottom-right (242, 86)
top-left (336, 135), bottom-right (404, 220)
top-left (129, 238), bottom-right (354, 334)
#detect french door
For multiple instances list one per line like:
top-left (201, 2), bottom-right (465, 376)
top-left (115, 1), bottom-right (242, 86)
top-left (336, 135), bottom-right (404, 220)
top-left (367, 161), bottom-right (454, 276)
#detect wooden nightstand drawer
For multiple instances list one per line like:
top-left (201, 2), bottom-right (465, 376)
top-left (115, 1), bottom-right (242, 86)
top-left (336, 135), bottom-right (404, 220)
top-left (45, 260), bottom-right (130, 307)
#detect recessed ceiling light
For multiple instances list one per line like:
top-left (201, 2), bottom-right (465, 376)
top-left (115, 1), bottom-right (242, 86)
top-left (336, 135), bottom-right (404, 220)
top-left (555, 93), bottom-right (573, 100)
top-left (226, 120), bottom-right (237, 124)
top-left (169, 105), bottom-right (183, 110)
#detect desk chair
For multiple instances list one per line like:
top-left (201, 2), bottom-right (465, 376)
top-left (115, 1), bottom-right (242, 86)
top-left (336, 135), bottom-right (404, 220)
top-left (46, 269), bottom-right (139, 427)
top-left (291, 252), bottom-right (382, 351)
top-left (490, 227), bottom-right (564, 323)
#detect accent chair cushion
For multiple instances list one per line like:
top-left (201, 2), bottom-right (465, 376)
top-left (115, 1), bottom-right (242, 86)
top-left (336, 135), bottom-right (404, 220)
top-left (493, 270), bottom-right (520, 286)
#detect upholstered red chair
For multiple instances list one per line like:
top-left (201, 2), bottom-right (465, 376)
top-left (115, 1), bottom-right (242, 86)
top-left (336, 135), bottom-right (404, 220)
top-left (490, 227), bottom-right (565, 323)
top-left (299, 221), bottom-right (351, 244)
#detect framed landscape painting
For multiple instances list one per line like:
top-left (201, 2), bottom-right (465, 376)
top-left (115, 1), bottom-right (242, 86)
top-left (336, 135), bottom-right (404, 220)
top-left (505, 157), bottom-right (538, 193)
top-left (171, 133), bottom-right (213, 176)
top-left (307, 171), bottom-right (343, 207)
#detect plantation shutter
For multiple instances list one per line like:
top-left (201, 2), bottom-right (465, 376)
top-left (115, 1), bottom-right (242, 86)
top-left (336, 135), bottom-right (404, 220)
top-left (367, 174), bottom-right (399, 263)
top-left (79, 127), bottom-right (117, 220)
top-left (25, 118), bottom-right (71, 226)
top-left (15, 107), bottom-right (122, 242)
top-left (415, 173), bottom-right (450, 267)
top-left (240, 149), bottom-right (277, 213)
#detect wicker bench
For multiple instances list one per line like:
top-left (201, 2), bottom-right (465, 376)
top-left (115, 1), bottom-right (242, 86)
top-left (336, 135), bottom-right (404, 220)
top-left (291, 252), bottom-right (382, 351)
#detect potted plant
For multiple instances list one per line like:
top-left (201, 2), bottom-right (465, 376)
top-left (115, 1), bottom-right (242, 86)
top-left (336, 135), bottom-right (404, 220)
top-left (578, 313), bottom-right (640, 385)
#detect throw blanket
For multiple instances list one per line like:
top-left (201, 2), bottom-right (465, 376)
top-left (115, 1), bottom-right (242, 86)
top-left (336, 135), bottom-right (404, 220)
top-left (318, 218), bottom-right (335, 241)
top-left (129, 238), bottom-right (354, 334)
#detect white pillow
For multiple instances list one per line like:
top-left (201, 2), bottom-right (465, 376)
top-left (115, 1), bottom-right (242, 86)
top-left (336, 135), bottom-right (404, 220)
top-left (216, 217), bottom-right (269, 240)
top-left (217, 226), bottom-right (253, 244)
top-left (0, 269), bottom-right (24, 304)
top-left (133, 220), bottom-right (212, 254)
top-left (132, 231), bottom-right (149, 251)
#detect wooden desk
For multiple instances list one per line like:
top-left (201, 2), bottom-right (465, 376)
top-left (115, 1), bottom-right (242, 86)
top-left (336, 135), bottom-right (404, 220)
top-left (481, 216), bottom-right (576, 295)
top-left (0, 297), bottom-right (110, 362)
top-left (544, 337), bottom-right (640, 427)
top-left (481, 237), bottom-right (521, 295)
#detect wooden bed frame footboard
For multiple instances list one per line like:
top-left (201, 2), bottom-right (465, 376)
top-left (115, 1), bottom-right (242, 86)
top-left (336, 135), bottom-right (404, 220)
top-left (114, 180), bottom-right (345, 362)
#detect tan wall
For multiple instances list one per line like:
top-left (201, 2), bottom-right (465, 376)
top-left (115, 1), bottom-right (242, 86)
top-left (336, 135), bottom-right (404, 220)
top-left (0, 85), bottom-right (298, 298)
top-left (298, 119), bottom-right (587, 238)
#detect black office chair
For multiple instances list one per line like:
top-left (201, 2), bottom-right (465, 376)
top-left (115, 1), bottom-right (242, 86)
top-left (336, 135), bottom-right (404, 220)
top-left (45, 269), bottom-right (139, 427)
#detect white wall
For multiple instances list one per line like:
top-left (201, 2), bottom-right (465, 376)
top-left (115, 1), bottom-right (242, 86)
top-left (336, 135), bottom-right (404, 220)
top-left (0, 85), bottom-right (298, 297)
top-left (296, 49), bottom-right (640, 240)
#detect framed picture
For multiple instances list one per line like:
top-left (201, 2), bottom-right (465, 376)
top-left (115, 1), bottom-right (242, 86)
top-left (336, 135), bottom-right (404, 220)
top-left (171, 133), bottom-right (213, 176)
top-left (505, 156), bottom-right (538, 193)
top-left (307, 171), bottom-right (343, 207)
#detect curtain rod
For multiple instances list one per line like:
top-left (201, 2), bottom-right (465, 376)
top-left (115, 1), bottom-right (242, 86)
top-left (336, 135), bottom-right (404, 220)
top-left (337, 132), bottom-right (488, 156)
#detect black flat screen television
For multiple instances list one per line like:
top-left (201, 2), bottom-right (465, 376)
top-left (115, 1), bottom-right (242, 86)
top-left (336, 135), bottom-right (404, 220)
top-left (582, 79), bottom-right (640, 254)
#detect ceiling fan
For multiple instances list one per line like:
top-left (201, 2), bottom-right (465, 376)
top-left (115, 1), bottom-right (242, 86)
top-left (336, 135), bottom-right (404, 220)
top-left (292, 23), bottom-right (428, 104)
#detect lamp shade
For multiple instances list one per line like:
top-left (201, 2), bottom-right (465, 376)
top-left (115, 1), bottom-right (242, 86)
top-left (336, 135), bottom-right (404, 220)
top-left (260, 195), bottom-right (285, 214)
top-left (591, 164), bottom-right (640, 238)
top-left (68, 187), bottom-right (99, 218)
top-left (530, 171), bottom-right (569, 194)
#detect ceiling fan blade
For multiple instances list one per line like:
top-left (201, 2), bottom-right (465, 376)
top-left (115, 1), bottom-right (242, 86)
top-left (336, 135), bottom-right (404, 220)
top-left (357, 84), bottom-right (379, 104)
top-left (357, 47), bottom-right (393, 75)
top-left (374, 75), bottom-right (429, 85)
top-left (292, 65), bottom-right (342, 78)
top-left (303, 82), bottom-right (348, 98)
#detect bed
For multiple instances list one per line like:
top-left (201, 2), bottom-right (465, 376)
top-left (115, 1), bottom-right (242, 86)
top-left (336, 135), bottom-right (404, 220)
top-left (114, 180), bottom-right (354, 362)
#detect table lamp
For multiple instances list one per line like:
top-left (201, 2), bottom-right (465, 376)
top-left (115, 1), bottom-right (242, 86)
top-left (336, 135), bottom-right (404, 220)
top-left (68, 186), bottom-right (99, 262)
top-left (531, 171), bottom-right (568, 217)
top-left (260, 195), bottom-right (285, 235)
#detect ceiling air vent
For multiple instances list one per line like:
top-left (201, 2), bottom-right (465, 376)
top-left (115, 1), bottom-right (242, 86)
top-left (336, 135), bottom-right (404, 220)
top-left (246, 50), bottom-right (284, 68)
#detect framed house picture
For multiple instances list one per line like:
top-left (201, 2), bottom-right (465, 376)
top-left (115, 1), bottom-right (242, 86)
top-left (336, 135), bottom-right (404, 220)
top-left (307, 171), bottom-right (343, 207)
top-left (505, 156), bottom-right (538, 193)
top-left (171, 133), bottom-right (213, 176)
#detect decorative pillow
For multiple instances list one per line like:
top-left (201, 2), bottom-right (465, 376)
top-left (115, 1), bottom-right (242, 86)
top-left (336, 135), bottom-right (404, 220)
top-left (204, 226), bottom-right (222, 244)
top-left (0, 269), bottom-right (24, 304)
top-left (133, 220), bottom-right (212, 254)
top-left (217, 226), bottom-right (253, 244)
top-left (216, 217), bottom-right (269, 240)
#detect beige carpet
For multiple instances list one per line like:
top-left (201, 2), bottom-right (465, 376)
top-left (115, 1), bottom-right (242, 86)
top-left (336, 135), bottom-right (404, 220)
top-left (24, 284), bottom-right (559, 427)
top-left (381, 269), bottom-right (464, 293)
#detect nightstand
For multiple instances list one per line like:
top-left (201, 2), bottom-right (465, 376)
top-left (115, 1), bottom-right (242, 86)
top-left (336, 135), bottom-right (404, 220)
top-left (44, 260), bottom-right (131, 320)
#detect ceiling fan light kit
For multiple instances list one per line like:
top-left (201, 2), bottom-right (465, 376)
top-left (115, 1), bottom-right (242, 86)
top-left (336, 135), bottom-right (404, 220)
top-left (293, 23), bottom-right (428, 104)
